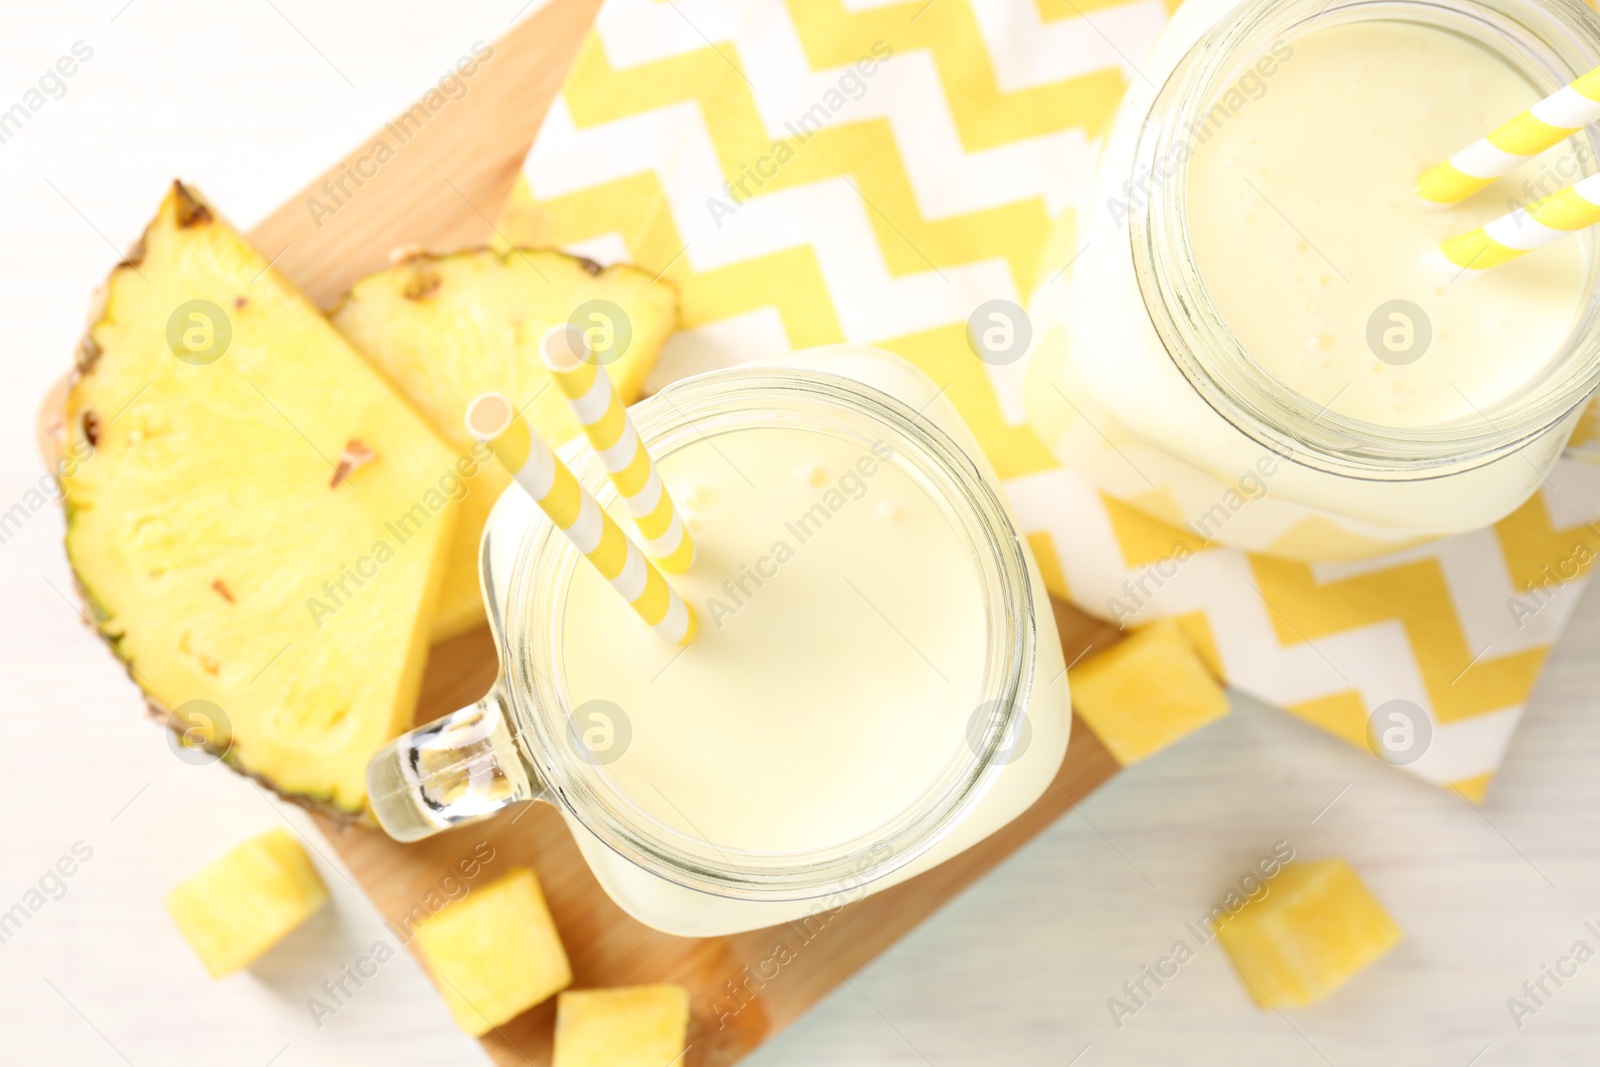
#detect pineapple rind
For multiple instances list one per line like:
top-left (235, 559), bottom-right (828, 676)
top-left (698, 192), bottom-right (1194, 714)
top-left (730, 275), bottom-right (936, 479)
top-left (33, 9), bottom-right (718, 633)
top-left (165, 828), bottom-right (329, 978)
top-left (413, 866), bottom-right (572, 1036)
top-left (62, 181), bottom-right (456, 815)
top-left (331, 247), bottom-right (678, 643)
top-left (1217, 860), bottom-right (1404, 1008)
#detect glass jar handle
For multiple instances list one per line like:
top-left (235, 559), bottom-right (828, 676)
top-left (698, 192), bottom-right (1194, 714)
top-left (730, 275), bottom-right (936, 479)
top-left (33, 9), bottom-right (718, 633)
top-left (366, 685), bottom-right (541, 842)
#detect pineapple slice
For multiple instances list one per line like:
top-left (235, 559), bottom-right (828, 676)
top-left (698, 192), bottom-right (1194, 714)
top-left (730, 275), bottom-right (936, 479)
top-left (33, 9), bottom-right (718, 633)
top-left (165, 828), bottom-right (328, 977)
top-left (62, 182), bottom-right (457, 814)
top-left (413, 867), bottom-right (572, 1035)
top-left (553, 985), bottom-right (691, 1067)
top-left (331, 248), bottom-right (677, 642)
top-left (1217, 860), bottom-right (1403, 1008)
top-left (1069, 619), bottom-right (1228, 764)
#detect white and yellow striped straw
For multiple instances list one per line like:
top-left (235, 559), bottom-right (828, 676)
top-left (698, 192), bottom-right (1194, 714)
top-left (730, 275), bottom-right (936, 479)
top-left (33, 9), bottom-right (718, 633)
top-left (1442, 170), bottom-right (1600, 270)
top-left (540, 325), bottom-right (695, 573)
top-left (465, 392), bottom-right (696, 645)
top-left (1419, 65), bottom-right (1600, 205)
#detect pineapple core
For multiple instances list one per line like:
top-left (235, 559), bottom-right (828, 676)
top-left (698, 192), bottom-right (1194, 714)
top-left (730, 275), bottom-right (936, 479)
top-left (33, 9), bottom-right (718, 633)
top-left (413, 867), bottom-right (572, 1035)
top-left (1069, 618), bottom-right (1229, 764)
top-left (1217, 860), bottom-right (1403, 1008)
top-left (165, 828), bottom-right (328, 978)
top-left (553, 985), bottom-right (691, 1067)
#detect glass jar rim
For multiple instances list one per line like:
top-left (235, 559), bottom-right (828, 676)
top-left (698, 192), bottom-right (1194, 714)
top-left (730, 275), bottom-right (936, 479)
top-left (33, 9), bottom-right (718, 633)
top-left (1131, 0), bottom-right (1600, 478)
top-left (500, 366), bottom-right (1038, 903)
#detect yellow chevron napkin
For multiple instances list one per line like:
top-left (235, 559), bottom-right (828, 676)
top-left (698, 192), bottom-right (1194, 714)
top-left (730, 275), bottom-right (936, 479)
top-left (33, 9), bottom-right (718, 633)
top-left (500, 0), bottom-right (1600, 799)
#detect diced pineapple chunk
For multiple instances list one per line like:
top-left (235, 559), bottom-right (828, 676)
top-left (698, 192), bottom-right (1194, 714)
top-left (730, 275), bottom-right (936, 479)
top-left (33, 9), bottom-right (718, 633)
top-left (413, 867), bottom-right (571, 1035)
top-left (1217, 859), bottom-right (1403, 1008)
top-left (164, 828), bottom-right (328, 978)
top-left (553, 985), bottom-right (691, 1067)
top-left (1069, 618), bottom-right (1228, 764)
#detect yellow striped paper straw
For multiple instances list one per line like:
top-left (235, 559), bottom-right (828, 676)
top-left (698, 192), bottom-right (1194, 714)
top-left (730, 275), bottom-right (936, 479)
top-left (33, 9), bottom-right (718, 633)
top-left (464, 392), bottom-right (696, 645)
top-left (540, 325), bottom-right (695, 573)
top-left (1419, 65), bottom-right (1600, 205)
top-left (1442, 171), bottom-right (1600, 270)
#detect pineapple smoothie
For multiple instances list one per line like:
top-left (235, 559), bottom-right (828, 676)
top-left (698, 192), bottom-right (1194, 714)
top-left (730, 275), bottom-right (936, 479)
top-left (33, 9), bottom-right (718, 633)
top-left (1028, 0), bottom-right (1600, 560)
top-left (1186, 21), bottom-right (1587, 428)
top-left (561, 425), bottom-right (987, 855)
top-left (480, 347), bottom-right (1070, 936)
top-left (553, 347), bottom-right (1075, 927)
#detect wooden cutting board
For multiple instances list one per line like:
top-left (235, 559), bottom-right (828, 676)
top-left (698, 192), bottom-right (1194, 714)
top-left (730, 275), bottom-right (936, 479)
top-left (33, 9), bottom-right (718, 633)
top-left (43, 1), bottom-right (1125, 1062)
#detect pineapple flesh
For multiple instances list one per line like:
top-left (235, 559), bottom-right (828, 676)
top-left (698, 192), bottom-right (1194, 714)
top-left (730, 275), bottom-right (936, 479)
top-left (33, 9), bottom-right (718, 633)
top-left (331, 248), bottom-right (677, 642)
top-left (165, 828), bottom-right (329, 978)
top-left (1217, 859), bottom-right (1404, 1008)
top-left (62, 182), bottom-right (457, 814)
top-left (413, 866), bottom-right (572, 1036)
top-left (553, 985), bottom-right (691, 1067)
top-left (1069, 618), bottom-right (1229, 764)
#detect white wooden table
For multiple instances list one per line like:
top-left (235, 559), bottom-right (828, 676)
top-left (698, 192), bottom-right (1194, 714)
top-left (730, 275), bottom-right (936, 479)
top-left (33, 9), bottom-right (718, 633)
top-left (4, 3), bottom-right (1600, 1064)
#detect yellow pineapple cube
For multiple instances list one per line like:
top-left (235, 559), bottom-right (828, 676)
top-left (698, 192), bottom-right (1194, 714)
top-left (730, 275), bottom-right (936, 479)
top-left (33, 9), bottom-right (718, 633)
top-left (1069, 618), bottom-right (1228, 764)
top-left (164, 828), bottom-right (328, 978)
top-left (553, 985), bottom-right (691, 1067)
top-left (413, 867), bottom-right (571, 1035)
top-left (1217, 860), bottom-right (1403, 1008)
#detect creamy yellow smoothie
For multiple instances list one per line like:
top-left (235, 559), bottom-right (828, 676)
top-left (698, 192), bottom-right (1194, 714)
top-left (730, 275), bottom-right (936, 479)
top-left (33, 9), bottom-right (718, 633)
top-left (560, 423), bottom-right (987, 855)
top-left (1186, 20), bottom-right (1587, 428)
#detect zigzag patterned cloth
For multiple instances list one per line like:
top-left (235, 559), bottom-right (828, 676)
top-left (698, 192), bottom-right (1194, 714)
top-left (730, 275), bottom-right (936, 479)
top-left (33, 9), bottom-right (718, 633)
top-left (506, 0), bottom-right (1600, 799)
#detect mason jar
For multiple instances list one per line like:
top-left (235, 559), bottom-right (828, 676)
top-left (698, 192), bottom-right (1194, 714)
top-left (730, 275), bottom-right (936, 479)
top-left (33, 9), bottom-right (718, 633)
top-left (367, 346), bottom-right (1071, 937)
top-left (1026, 0), bottom-right (1600, 561)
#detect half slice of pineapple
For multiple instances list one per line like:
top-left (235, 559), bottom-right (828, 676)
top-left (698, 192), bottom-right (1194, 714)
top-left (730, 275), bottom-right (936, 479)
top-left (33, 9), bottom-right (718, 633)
top-left (62, 182), bottom-right (459, 815)
top-left (331, 248), bottom-right (678, 641)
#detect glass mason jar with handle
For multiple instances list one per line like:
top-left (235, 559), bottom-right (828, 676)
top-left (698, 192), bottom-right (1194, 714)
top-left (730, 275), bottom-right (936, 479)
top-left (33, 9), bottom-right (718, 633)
top-left (367, 346), bottom-right (1071, 938)
top-left (1026, 0), bottom-right (1600, 562)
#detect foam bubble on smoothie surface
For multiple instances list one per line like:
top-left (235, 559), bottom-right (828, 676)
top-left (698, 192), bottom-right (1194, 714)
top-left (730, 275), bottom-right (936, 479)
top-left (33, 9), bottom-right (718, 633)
top-left (1186, 20), bottom-right (1588, 428)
